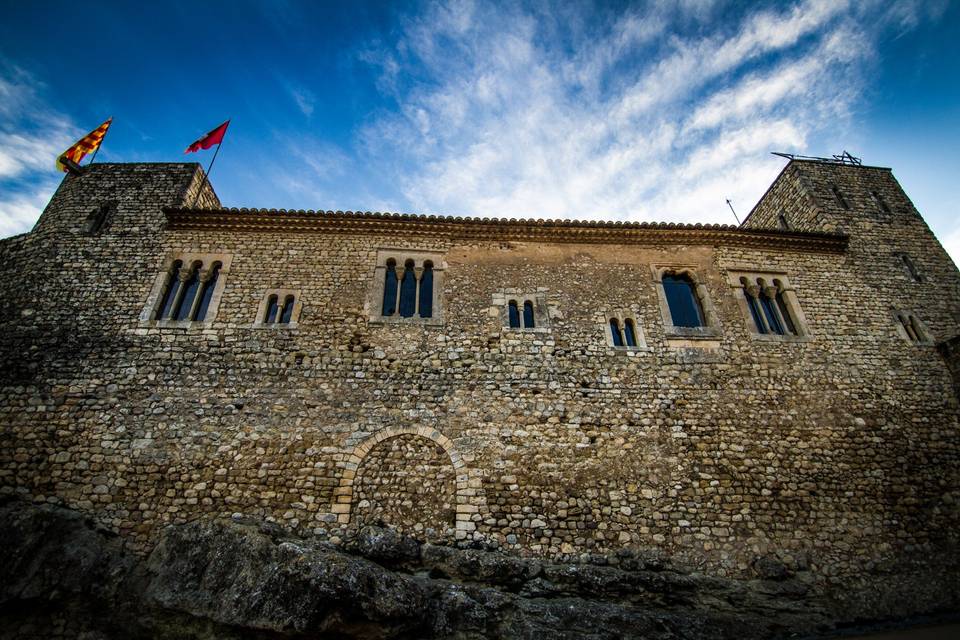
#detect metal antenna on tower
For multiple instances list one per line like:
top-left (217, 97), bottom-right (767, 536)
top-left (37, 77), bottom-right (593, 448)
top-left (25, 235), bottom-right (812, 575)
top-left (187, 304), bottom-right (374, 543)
top-left (726, 199), bottom-right (741, 225)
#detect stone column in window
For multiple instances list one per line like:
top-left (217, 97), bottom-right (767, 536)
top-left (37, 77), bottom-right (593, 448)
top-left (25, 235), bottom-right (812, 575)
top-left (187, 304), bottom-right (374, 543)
top-left (413, 264), bottom-right (424, 318)
top-left (762, 284), bottom-right (788, 334)
top-left (694, 281), bottom-right (715, 327)
top-left (170, 265), bottom-right (197, 321)
top-left (744, 282), bottom-right (769, 333)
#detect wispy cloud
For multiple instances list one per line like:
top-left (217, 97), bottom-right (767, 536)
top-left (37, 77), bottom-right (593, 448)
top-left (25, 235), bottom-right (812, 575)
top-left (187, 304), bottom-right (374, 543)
top-left (354, 0), bottom-right (935, 223)
top-left (0, 62), bottom-right (77, 236)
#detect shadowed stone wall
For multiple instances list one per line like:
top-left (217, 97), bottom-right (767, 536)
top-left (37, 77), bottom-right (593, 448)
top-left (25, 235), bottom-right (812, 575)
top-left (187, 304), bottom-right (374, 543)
top-left (0, 160), bottom-right (958, 583)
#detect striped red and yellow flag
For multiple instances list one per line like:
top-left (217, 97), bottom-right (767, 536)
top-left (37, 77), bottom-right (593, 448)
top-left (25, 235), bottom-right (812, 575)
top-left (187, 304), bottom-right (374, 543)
top-left (56, 117), bottom-right (112, 172)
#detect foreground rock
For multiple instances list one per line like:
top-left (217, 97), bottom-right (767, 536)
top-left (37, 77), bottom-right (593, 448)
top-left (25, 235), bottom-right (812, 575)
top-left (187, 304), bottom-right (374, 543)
top-left (1, 499), bottom-right (957, 639)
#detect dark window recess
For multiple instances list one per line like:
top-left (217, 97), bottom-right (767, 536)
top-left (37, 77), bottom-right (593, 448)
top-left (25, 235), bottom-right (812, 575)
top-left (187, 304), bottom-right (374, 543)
top-left (872, 190), bottom-right (891, 214)
top-left (418, 261), bottom-right (434, 318)
top-left (831, 185), bottom-right (850, 210)
top-left (778, 213), bottom-right (790, 230)
top-left (173, 263), bottom-right (201, 321)
top-left (759, 294), bottom-right (784, 335)
top-left (508, 301), bottom-right (520, 328)
top-left (280, 295), bottom-right (295, 324)
top-left (156, 260), bottom-right (183, 321)
top-left (382, 259), bottom-right (398, 316)
top-left (742, 280), bottom-right (766, 334)
top-left (775, 290), bottom-right (797, 334)
top-left (398, 260), bottom-right (417, 318)
top-left (610, 318), bottom-right (624, 346)
top-left (82, 202), bottom-right (114, 235)
top-left (623, 319), bottom-right (638, 347)
top-left (194, 262), bottom-right (221, 321)
top-left (265, 295), bottom-right (279, 323)
top-left (899, 254), bottom-right (923, 282)
top-left (663, 274), bottom-right (705, 327)
top-left (523, 301), bottom-right (535, 328)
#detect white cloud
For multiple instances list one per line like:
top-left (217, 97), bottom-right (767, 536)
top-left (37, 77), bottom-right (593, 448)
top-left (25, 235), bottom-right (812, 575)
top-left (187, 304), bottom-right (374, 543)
top-left (0, 63), bottom-right (77, 237)
top-left (940, 225), bottom-right (960, 270)
top-left (356, 0), bottom-right (896, 224)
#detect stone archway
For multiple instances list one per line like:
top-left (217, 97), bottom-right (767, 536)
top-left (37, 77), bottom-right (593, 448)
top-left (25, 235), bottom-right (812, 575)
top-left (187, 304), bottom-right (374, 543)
top-left (330, 426), bottom-right (482, 538)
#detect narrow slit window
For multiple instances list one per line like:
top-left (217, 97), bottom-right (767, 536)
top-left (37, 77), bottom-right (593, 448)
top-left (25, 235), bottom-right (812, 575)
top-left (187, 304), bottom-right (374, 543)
top-left (831, 185), bottom-right (849, 210)
top-left (193, 262), bottom-right (221, 321)
top-left (265, 295), bottom-right (279, 323)
top-left (774, 289), bottom-right (797, 335)
top-left (623, 319), bottom-right (638, 347)
top-left (759, 292), bottom-right (784, 335)
top-left (662, 273), bottom-right (705, 327)
top-left (398, 260), bottom-right (417, 318)
top-left (173, 262), bottom-right (202, 321)
top-left (382, 259), bottom-right (398, 316)
top-left (83, 202), bottom-right (112, 235)
top-left (900, 254), bottom-right (922, 282)
top-left (156, 260), bottom-right (183, 321)
top-left (872, 190), bottom-right (891, 214)
top-left (508, 300), bottom-right (520, 328)
top-left (418, 261), bottom-right (433, 318)
top-left (778, 213), bottom-right (790, 231)
top-left (279, 295), bottom-right (295, 324)
top-left (742, 278), bottom-right (767, 334)
top-left (522, 301), bottom-right (535, 328)
top-left (610, 318), bottom-right (624, 347)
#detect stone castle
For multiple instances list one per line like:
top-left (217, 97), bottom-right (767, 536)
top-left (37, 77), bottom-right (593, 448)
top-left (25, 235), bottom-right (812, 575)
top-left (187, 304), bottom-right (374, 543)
top-left (1, 155), bottom-right (959, 589)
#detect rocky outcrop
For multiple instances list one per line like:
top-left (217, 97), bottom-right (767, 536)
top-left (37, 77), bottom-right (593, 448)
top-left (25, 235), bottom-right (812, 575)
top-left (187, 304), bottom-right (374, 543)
top-left (1, 499), bottom-right (957, 639)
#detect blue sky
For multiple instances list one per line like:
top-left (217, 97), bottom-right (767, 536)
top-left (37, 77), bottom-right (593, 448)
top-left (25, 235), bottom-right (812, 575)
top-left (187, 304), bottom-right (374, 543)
top-left (1, 0), bottom-right (957, 263)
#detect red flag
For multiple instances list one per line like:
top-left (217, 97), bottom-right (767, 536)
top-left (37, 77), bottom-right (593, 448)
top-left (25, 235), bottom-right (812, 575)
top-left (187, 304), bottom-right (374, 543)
top-left (185, 120), bottom-right (229, 154)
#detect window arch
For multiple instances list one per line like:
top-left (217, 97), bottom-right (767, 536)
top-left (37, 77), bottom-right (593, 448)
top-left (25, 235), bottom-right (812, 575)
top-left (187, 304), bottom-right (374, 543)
top-left (605, 311), bottom-right (645, 349)
top-left (418, 261), bottom-right (434, 318)
top-left (382, 259), bottom-right (398, 316)
top-left (729, 271), bottom-right (808, 340)
top-left (145, 253), bottom-right (231, 326)
top-left (609, 318), bottom-right (624, 347)
top-left (662, 273), bottom-right (705, 328)
top-left (398, 259), bottom-right (417, 318)
top-left (508, 300), bottom-right (520, 328)
top-left (372, 250), bottom-right (444, 324)
top-left (523, 301), bottom-right (535, 328)
top-left (255, 289), bottom-right (302, 327)
top-left (172, 261), bottom-right (202, 321)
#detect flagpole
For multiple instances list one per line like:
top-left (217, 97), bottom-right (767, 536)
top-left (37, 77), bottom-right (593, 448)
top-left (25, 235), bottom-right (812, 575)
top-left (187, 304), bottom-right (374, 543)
top-left (192, 140), bottom-right (223, 208)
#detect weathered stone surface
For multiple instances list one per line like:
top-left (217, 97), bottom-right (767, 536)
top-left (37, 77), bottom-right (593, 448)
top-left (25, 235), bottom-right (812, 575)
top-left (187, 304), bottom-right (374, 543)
top-left (3, 499), bottom-right (959, 639)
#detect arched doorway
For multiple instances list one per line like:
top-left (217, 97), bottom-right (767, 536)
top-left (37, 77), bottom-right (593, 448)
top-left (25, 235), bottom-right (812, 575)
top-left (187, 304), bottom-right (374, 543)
top-left (331, 427), bottom-right (483, 538)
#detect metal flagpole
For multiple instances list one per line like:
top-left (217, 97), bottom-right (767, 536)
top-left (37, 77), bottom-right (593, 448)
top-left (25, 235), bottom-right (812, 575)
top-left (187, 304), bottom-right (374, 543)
top-left (192, 140), bottom-right (223, 208)
top-left (725, 199), bottom-right (741, 225)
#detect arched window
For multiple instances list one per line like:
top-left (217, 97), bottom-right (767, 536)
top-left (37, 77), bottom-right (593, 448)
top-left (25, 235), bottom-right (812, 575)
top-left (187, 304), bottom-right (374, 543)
top-left (193, 262), bottom-right (222, 321)
top-left (264, 294), bottom-right (279, 323)
top-left (172, 262), bottom-right (202, 321)
top-left (623, 319), bottom-right (638, 347)
top-left (741, 278), bottom-right (766, 334)
top-left (508, 300), bottom-right (520, 328)
top-left (280, 295), bottom-right (295, 324)
top-left (82, 202), bottom-right (113, 235)
top-left (758, 284), bottom-right (785, 335)
top-left (418, 261), bottom-right (434, 318)
top-left (382, 259), bottom-right (398, 316)
top-left (398, 260), bottom-right (417, 318)
top-left (773, 280), bottom-right (797, 335)
top-left (523, 301), bottom-right (535, 328)
top-left (609, 318), bottom-right (624, 347)
top-left (662, 273), bottom-right (705, 327)
top-left (155, 260), bottom-right (183, 321)
top-left (831, 185), bottom-right (849, 210)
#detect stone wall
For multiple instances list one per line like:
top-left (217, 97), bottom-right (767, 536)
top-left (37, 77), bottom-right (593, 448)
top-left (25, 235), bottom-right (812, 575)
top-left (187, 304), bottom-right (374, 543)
top-left (0, 160), bottom-right (958, 582)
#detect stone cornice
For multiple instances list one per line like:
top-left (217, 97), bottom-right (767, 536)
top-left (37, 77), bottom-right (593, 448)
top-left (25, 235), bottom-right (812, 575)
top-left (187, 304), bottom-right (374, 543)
top-left (163, 207), bottom-right (849, 253)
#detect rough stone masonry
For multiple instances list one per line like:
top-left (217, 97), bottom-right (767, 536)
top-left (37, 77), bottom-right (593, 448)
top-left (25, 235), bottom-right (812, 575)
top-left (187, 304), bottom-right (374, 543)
top-left (1, 157), bottom-right (959, 637)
